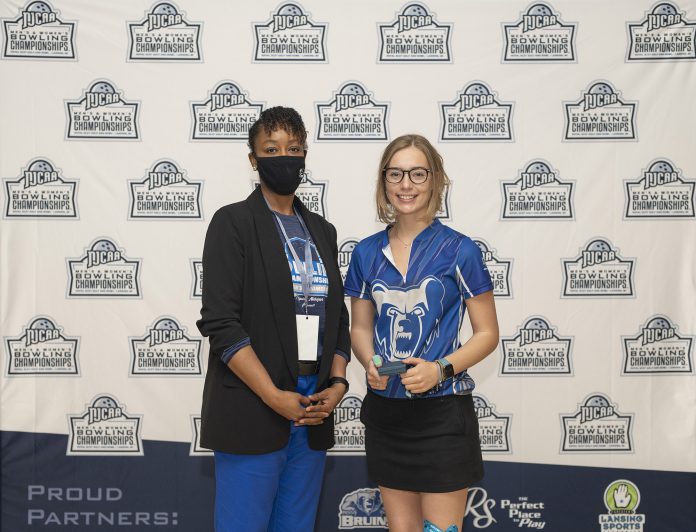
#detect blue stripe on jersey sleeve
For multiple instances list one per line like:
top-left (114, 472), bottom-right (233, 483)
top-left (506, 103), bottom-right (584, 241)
top-left (458, 237), bottom-right (494, 298)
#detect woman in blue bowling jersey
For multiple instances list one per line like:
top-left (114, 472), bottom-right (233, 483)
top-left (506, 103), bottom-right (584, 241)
top-left (345, 134), bottom-right (499, 532)
top-left (197, 107), bottom-right (350, 531)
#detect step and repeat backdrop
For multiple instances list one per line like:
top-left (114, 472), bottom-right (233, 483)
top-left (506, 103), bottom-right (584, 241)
top-left (1, 0), bottom-right (695, 530)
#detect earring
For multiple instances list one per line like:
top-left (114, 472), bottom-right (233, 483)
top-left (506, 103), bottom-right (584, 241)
top-left (252, 166), bottom-right (257, 171)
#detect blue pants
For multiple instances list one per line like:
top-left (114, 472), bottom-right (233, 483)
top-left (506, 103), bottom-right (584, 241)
top-left (214, 376), bottom-right (327, 532)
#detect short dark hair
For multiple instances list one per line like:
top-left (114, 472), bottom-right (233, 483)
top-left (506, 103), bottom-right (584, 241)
top-left (248, 106), bottom-right (308, 154)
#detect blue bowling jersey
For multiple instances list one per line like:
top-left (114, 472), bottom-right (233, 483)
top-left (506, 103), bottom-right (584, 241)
top-left (344, 220), bottom-right (493, 398)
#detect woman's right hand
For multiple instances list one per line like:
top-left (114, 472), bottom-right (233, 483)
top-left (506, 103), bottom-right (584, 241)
top-left (265, 389), bottom-right (310, 421)
top-left (366, 360), bottom-right (389, 390)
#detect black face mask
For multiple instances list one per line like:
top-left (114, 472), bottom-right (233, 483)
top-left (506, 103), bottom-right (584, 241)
top-left (256, 155), bottom-right (306, 196)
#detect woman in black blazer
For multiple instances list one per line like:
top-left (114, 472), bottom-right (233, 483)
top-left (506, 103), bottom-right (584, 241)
top-left (197, 107), bottom-right (350, 531)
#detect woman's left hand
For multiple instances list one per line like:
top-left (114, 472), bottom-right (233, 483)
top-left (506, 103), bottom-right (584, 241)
top-left (400, 357), bottom-right (440, 393)
top-left (296, 384), bottom-right (347, 426)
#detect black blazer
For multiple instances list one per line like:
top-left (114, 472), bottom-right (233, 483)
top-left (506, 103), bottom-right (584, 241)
top-left (197, 187), bottom-right (350, 454)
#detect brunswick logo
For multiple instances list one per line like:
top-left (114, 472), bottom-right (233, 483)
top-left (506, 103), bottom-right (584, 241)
top-left (378, 2), bottom-right (452, 62)
top-left (328, 394), bottom-right (365, 456)
top-left (473, 394), bottom-right (512, 452)
top-left (627, 2), bottom-right (695, 61)
top-left (502, 2), bottom-right (577, 62)
top-left (65, 80), bottom-right (140, 140)
top-left (561, 394), bottom-right (633, 452)
top-left (624, 158), bottom-right (695, 218)
top-left (128, 159), bottom-right (203, 219)
top-left (315, 82), bottom-right (390, 141)
top-left (68, 395), bottom-right (143, 455)
top-left (338, 488), bottom-right (387, 529)
top-left (5, 316), bottom-right (79, 376)
top-left (473, 238), bottom-right (512, 298)
top-left (440, 82), bottom-right (514, 141)
top-left (128, 2), bottom-right (202, 61)
top-left (2, 0), bottom-right (76, 60)
top-left (253, 3), bottom-right (327, 62)
top-left (564, 81), bottom-right (637, 141)
top-left (501, 159), bottom-right (574, 220)
top-left (500, 316), bottom-right (573, 376)
top-left (599, 480), bottom-right (645, 531)
top-left (338, 239), bottom-right (359, 282)
top-left (622, 315), bottom-right (694, 375)
top-left (67, 238), bottom-right (141, 298)
top-left (3, 158), bottom-right (78, 219)
top-left (191, 81), bottom-right (264, 141)
top-left (129, 317), bottom-right (202, 376)
top-left (189, 415), bottom-right (212, 456)
top-left (562, 238), bottom-right (635, 298)
top-left (191, 259), bottom-right (203, 298)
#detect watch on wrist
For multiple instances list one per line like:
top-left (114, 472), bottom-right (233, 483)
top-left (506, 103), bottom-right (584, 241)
top-left (328, 376), bottom-right (349, 393)
top-left (437, 358), bottom-right (454, 382)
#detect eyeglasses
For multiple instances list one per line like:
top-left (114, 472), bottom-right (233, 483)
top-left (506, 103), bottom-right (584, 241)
top-left (382, 167), bottom-right (431, 184)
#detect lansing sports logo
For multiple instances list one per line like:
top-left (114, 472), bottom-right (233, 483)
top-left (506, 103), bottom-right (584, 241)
top-left (474, 394), bottom-right (512, 452)
top-left (561, 394), bottom-right (633, 452)
top-left (624, 158), bottom-right (695, 218)
top-left (622, 315), bottom-right (694, 375)
top-left (253, 3), bottom-right (327, 62)
top-left (503, 2), bottom-right (577, 62)
top-left (130, 317), bottom-right (202, 376)
top-left (128, 159), bottom-right (202, 219)
top-left (338, 239), bottom-right (359, 282)
top-left (5, 316), bottom-right (79, 376)
top-left (500, 316), bottom-right (573, 376)
top-left (378, 3), bottom-right (452, 62)
top-left (3, 157), bottom-right (78, 219)
top-left (627, 2), bottom-right (695, 61)
top-left (189, 415), bottom-right (212, 456)
top-left (68, 395), bottom-right (143, 455)
top-left (338, 488), bottom-right (387, 529)
top-left (191, 259), bottom-right (203, 298)
top-left (473, 239), bottom-right (512, 298)
top-left (599, 480), bottom-right (646, 532)
top-left (66, 80), bottom-right (140, 140)
top-left (315, 82), bottom-right (390, 141)
top-left (564, 81), bottom-right (637, 141)
top-left (501, 159), bottom-right (574, 219)
top-left (128, 2), bottom-right (202, 61)
top-left (67, 238), bottom-right (141, 298)
top-left (440, 82), bottom-right (514, 141)
top-left (191, 81), bottom-right (264, 141)
top-left (328, 394), bottom-right (365, 456)
top-left (562, 238), bottom-right (635, 297)
top-left (2, 0), bottom-right (76, 60)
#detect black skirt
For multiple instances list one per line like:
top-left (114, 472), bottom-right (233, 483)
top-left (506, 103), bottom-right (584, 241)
top-left (360, 390), bottom-right (484, 493)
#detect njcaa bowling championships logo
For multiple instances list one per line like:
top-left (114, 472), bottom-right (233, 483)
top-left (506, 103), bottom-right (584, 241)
top-left (315, 82), bottom-right (390, 141)
top-left (191, 259), bottom-right (203, 298)
top-left (503, 2), bottom-right (577, 62)
top-left (253, 3), bottom-right (327, 62)
top-left (338, 488), bottom-right (387, 529)
top-left (191, 81), bottom-right (264, 141)
top-left (501, 160), bottom-right (574, 220)
top-left (440, 82), bottom-right (514, 141)
top-left (473, 394), bottom-right (512, 453)
top-left (68, 394), bottom-right (143, 455)
top-left (128, 159), bottom-right (203, 219)
top-left (622, 315), bottom-right (694, 375)
top-left (129, 317), bottom-right (202, 376)
top-left (5, 316), bottom-right (79, 376)
top-left (67, 238), bottom-right (141, 298)
top-left (378, 3), bottom-right (452, 62)
top-left (624, 159), bottom-right (695, 219)
top-left (189, 415), bottom-right (212, 456)
top-left (561, 394), bottom-right (633, 452)
top-left (65, 80), bottom-right (140, 140)
top-left (338, 239), bottom-right (359, 282)
top-left (251, 169), bottom-right (328, 216)
top-left (473, 238), bottom-right (512, 298)
top-left (627, 2), bottom-right (695, 61)
top-left (564, 81), bottom-right (637, 141)
top-left (2, 1), bottom-right (76, 60)
top-left (599, 480), bottom-right (646, 532)
top-left (3, 158), bottom-right (78, 219)
top-left (128, 2), bottom-right (202, 61)
top-left (500, 316), bottom-right (573, 376)
top-left (562, 239), bottom-right (635, 298)
top-left (436, 183), bottom-right (452, 220)
top-left (328, 394), bottom-right (365, 456)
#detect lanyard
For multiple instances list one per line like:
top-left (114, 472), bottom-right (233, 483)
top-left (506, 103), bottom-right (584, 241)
top-left (272, 208), bottom-right (314, 314)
